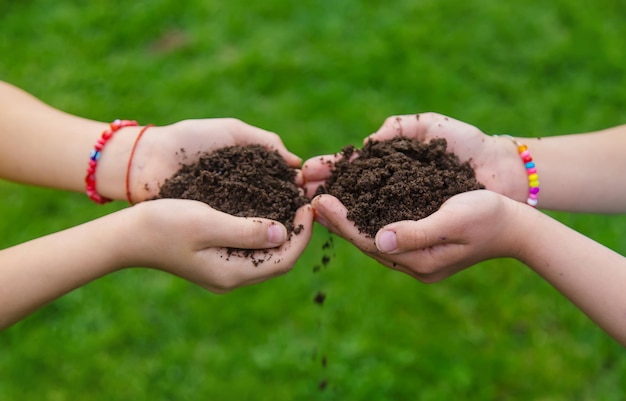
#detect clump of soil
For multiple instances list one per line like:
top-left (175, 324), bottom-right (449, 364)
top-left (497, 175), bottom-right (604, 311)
top-left (157, 144), bottom-right (309, 235)
top-left (316, 137), bottom-right (485, 237)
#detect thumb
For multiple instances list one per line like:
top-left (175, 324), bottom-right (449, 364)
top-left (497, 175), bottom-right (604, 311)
top-left (375, 213), bottom-right (459, 254)
top-left (206, 212), bottom-right (289, 249)
top-left (367, 114), bottom-right (422, 143)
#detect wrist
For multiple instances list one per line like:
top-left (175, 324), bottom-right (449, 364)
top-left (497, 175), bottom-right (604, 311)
top-left (96, 207), bottom-right (146, 270)
top-left (504, 198), bottom-right (545, 264)
top-left (86, 123), bottom-right (143, 202)
top-left (492, 135), bottom-right (533, 203)
top-left (126, 125), bottom-right (184, 203)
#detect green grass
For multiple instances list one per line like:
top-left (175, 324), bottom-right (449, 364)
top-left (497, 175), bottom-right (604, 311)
top-left (1, 0), bottom-right (626, 399)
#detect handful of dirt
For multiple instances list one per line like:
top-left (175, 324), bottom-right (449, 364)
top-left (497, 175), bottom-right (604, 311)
top-left (157, 144), bottom-right (309, 234)
top-left (316, 137), bottom-right (485, 237)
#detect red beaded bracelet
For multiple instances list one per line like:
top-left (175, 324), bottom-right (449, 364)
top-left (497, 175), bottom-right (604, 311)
top-left (85, 119), bottom-right (138, 204)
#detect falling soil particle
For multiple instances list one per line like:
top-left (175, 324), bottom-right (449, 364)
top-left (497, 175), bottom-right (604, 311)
top-left (313, 291), bottom-right (326, 305)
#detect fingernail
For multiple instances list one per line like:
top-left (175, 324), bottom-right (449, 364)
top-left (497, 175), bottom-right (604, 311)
top-left (376, 230), bottom-right (398, 253)
top-left (267, 224), bottom-right (287, 245)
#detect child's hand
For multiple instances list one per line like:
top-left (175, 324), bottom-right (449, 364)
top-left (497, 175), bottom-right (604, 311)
top-left (302, 112), bottom-right (529, 202)
top-left (128, 118), bottom-right (303, 203)
top-left (124, 199), bottom-right (314, 292)
top-left (368, 113), bottom-right (528, 202)
top-left (313, 190), bottom-right (527, 283)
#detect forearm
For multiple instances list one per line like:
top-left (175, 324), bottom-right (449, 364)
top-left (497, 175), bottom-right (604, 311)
top-left (0, 81), bottom-right (142, 200)
top-left (0, 211), bottom-right (134, 329)
top-left (515, 205), bottom-right (626, 345)
top-left (520, 124), bottom-right (626, 213)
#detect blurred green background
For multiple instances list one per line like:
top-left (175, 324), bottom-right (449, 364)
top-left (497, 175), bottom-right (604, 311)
top-left (1, 0), bottom-right (625, 399)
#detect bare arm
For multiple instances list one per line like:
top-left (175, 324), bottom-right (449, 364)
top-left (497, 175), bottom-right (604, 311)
top-left (515, 201), bottom-right (626, 344)
top-left (0, 200), bottom-right (314, 330)
top-left (0, 81), bottom-right (302, 203)
top-left (521, 125), bottom-right (626, 212)
top-left (0, 81), bottom-right (141, 199)
top-left (0, 81), bottom-right (314, 328)
top-left (304, 113), bottom-right (626, 214)
top-left (0, 207), bottom-right (132, 328)
top-left (303, 112), bottom-right (626, 344)
top-left (312, 190), bottom-right (626, 345)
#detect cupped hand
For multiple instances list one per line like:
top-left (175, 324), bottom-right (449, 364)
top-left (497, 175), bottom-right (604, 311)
top-left (128, 118), bottom-right (303, 202)
top-left (313, 190), bottom-right (529, 283)
top-left (302, 112), bottom-right (528, 202)
top-left (125, 198), bottom-right (314, 293)
top-left (368, 113), bottom-right (529, 201)
top-left (372, 190), bottom-right (529, 282)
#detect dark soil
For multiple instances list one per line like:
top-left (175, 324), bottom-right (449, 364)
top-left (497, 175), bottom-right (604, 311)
top-left (313, 291), bottom-right (326, 305)
top-left (157, 144), bottom-right (309, 234)
top-left (316, 137), bottom-right (485, 238)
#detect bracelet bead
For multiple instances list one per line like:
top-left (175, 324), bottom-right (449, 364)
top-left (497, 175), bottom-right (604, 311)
top-left (497, 134), bottom-right (540, 207)
top-left (85, 119), bottom-right (138, 204)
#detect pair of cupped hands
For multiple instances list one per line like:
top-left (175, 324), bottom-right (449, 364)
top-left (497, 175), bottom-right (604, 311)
top-left (124, 112), bottom-right (529, 292)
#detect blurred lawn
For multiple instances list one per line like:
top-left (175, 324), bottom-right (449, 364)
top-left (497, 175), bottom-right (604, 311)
top-left (1, 0), bottom-right (626, 399)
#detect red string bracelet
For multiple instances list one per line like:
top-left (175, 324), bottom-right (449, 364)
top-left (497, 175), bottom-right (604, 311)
top-left (125, 124), bottom-right (154, 205)
top-left (85, 119), bottom-right (138, 204)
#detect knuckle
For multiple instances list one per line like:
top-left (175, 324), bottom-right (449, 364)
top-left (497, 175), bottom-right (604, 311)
top-left (274, 251), bottom-right (298, 274)
top-left (226, 117), bottom-right (242, 124)
top-left (238, 219), bottom-right (266, 245)
top-left (403, 226), bottom-right (429, 252)
top-left (409, 264), bottom-right (444, 283)
top-left (419, 112), bottom-right (445, 129)
top-left (383, 115), bottom-right (400, 126)
top-left (415, 274), bottom-right (441, 284)
top-left (223, 117), bottom-right (244, 129)
top-left (210, 286), bottom-right (230, 295)
top-left (265, 131), bottom-right (280, 142)
top-left (275, 261), bottom-right (295, 275)
top-left (211, 277), bottom-right (239, 293)
top-left (419, 111), bottom-right (441, 121)
top-left (406, 257), bottom-right (444, 283)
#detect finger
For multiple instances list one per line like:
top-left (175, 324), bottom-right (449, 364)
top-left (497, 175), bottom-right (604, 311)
top-left (229, 119), bottom-right (303, 167)
top-left (203, 208), bottom-right (290, 250)
top-left (375, 215), bottom-right (462, 255)
top-left (368, 112), bottom-right (462, 144)
top-left (301, 153), bottom-right (342, 182)
top-left (254, 203), bottom-right (315, 278)
top-left (294, 169), bottom-right (304, 187)
top-left (312, 194), bottom-right (377, 252)
top-left (221, 204), bottom-right (315, 287)
top-left (303, 180), bottom-right (325, 199)
top-left (302, 152), bottom-right (362, 198)
top-left (301, 154), bottom-right (341, 198)
top-left (367, 114), bottom-right (424, 142)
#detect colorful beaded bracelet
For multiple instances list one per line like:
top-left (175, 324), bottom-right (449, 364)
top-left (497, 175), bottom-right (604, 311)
top-left (498, 135), bottom-right (540, 207)
top-left (85, 119), bottom-right (138, 204)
